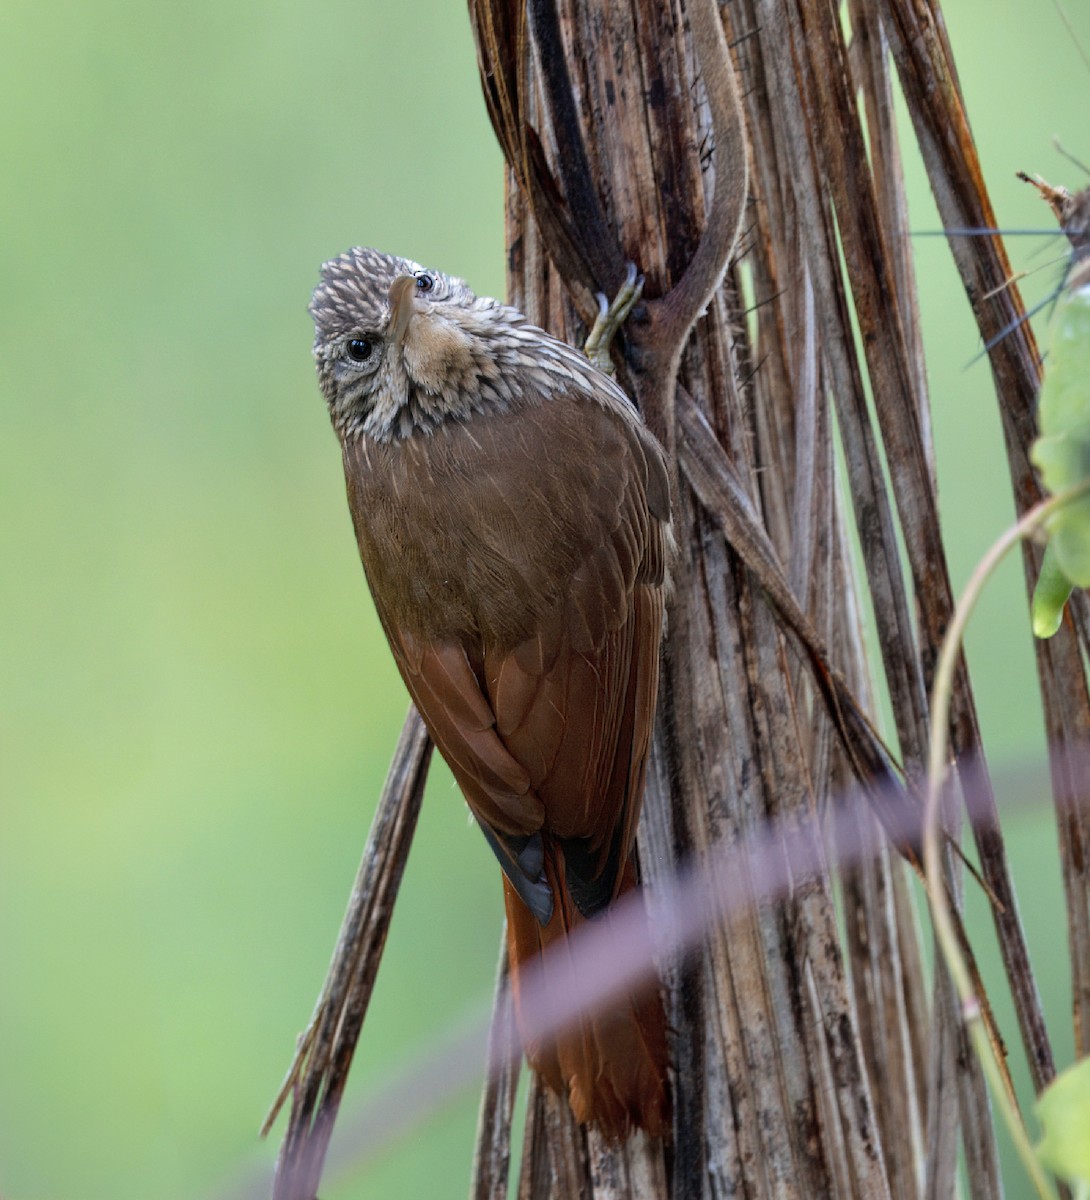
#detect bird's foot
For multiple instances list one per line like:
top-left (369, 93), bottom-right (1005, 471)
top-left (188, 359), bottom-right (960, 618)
top-left (583, 262), bottom-right (645, 376)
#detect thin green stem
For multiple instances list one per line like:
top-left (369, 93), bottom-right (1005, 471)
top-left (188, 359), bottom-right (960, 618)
top-left (924, 479), bottom-right (1090, 1200)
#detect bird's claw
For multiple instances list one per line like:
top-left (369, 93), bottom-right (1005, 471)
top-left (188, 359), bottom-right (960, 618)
top-left (584, 262), bottom-right (645, 376)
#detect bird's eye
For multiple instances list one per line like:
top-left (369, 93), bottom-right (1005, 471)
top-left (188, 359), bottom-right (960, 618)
top-left (346, 338), bottom-right (373, 362)
top-left (415, 273), bottom-right (434, 293)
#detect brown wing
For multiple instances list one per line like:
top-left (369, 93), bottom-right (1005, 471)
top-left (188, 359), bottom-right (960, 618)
top-left (480, 508), bottom-right (665, 915)
top-left (345, 392), bottom-right (669, 922)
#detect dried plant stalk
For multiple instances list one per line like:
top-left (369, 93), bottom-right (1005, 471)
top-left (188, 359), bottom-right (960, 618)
top-left (266, 710), bottom-right (431, 1200)
top-left (465, 0), bottom-right (1058, 1195)
top-left (881, 0), bottom-right (1090, 1071)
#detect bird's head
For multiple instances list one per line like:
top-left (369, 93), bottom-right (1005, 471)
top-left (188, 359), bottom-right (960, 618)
top-left (310, 247), bottom-right (530, 442)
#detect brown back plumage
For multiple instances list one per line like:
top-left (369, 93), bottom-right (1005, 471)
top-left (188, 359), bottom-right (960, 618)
top-left (313, 247), bottom-right (671, 1138)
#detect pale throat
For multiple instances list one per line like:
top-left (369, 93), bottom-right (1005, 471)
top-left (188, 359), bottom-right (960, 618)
top-left (400, 313), bottom-right (475, 395)
top-left (355, 313), bottom-right (508, 443)
top-left (346, 303), bottom-right (612, 445)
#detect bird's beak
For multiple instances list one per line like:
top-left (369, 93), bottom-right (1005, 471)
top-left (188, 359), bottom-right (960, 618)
top-left (388, 275), bottom-right (417, 347)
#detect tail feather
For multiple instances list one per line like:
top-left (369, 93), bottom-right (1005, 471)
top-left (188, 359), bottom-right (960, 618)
top-left (502, 854), bottom-right (670, 1140)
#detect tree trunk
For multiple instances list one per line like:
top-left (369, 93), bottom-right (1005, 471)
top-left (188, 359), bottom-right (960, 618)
top-left (466, 0), bottom-right (1072, 1196)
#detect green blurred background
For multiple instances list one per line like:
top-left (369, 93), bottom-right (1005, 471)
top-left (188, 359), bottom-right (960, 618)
top-left (0, 2), bottom-right (1086, 1196)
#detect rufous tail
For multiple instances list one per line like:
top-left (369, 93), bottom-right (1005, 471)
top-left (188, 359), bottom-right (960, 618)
top-left (502, 853), bottom-right (670, 1140)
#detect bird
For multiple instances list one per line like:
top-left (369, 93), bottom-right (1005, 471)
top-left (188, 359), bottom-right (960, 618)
top-left (309, 247), bottom-right (671, 1139)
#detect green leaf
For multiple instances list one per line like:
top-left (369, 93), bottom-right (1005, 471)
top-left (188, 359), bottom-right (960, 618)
top-left (1031, 286), bottom-right (1090, 586)
top-left (1036, 1056), bottom-right (1090, 1187)
top-left (1032, 541), bottom-right (1076, 638)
